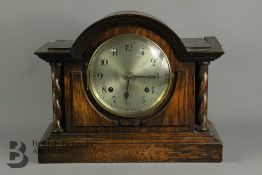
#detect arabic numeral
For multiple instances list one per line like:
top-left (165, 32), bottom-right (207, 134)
top-left (154, 73), bottom-right (159, 80)
top-left (97, 72), bottom-right (103, 80)
top-left (102, 86), bottom-right (107, 93)
top-left (112, 96), bottom-right (116, 103)
top-left (111, 48), bottom-right (118, 56)
top-left (151, 87), bottom-right (155, 94)
top-left (126, 44), bottom-right (132, 52)
top-left (151, 58), bottom-right (157, 66)
top-left (140, 48), bottom-right (145, 55)
top-left (101, 58), bottom-right (108, 66)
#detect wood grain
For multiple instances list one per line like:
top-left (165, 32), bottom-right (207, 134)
top-left (70, 71), bottom-right (114, 126)
top-left (38, 121), bottom-right (222, 163)
top-left (34, 37), bottom-right (224, 63)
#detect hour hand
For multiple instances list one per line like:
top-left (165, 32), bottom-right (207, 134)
top-left (124, 79), bottom-right (130, 100)
top-left (124, 92), bottom-right (129, 100)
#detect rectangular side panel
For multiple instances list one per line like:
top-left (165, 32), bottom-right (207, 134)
top-left (64, 64), bottom-right (115, 128)
top-left (70, 72), bottom-right (115, 126)
top-left (145, 64), bottom-right (195, 130)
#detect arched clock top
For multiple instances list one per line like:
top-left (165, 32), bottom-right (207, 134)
top-left (34, 12), bottom-right (224, 63)
top-left (70, 12), bottom-right (188, 61)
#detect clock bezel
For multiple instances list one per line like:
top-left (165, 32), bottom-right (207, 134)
top-left (86, 33), bottom-right (173, 119)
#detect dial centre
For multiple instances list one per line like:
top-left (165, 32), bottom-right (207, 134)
top-left (123, 72), bottom-right (133, 80)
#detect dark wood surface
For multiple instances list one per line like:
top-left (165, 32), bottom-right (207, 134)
top-left (38, 121), bottom-right (222, 163)
top-left (34, 37), bottom-right (223, 63)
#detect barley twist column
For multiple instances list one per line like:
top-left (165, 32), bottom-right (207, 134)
top-left (196, 62), bottom-right (209, 132)
top-left (51, 63), bottom-right (64, 133)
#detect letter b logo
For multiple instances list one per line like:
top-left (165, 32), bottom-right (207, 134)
top-left (7, 141), bottom-right (28, 168)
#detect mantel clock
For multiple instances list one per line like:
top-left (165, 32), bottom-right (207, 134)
top-left (34, 12), bottom-right (224, 163)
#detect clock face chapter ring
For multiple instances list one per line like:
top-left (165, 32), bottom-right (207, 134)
top-left (86, 34), bottom-right (173, 119)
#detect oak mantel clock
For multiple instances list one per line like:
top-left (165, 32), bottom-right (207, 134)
top-left (34, 12), bottom-right (224, 163)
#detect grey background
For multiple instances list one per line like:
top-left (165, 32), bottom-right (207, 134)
top-left (0, 0), bottom-right (261, 174)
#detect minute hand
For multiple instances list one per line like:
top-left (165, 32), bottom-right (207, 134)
top-left (131, 75), bottom-right (159, 79)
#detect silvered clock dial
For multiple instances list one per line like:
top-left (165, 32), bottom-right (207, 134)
top-left (87, 34), bottom-right (171, 117)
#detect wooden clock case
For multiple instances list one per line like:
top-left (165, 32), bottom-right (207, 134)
top-left (35, 12), bottom-right (224, 163)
